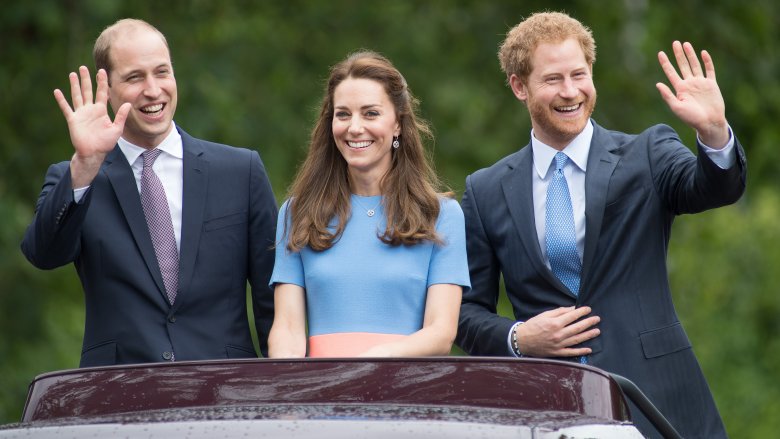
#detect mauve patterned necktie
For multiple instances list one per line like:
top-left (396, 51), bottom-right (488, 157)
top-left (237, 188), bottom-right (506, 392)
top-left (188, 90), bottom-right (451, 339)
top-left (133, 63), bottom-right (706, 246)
top-left (141, 148), bottom-right (179, 304)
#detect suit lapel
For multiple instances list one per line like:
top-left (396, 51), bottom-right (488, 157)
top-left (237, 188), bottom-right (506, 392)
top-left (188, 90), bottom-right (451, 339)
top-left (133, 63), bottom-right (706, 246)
top-left (176, 129), bottom-right (208, 308)
top-left (580, 122), bottom-right (620, 293)
top-left (501, 146), bottom-right (566, 292)
top-left (103, 146), bottom-right (169, 299)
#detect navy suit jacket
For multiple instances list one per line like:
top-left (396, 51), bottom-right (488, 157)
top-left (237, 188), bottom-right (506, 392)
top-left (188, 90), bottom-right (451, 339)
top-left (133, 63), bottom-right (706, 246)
top-left (457, 121), bottom-right (746, 439)
top-left (22, 127), bottom-right (278, 367)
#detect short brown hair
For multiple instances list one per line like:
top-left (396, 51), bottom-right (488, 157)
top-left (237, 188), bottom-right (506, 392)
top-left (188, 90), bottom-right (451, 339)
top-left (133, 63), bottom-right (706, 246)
top-left (498, 11), bottom-right (596, 83)
top-left (93, 18), bottom-right (169, 78)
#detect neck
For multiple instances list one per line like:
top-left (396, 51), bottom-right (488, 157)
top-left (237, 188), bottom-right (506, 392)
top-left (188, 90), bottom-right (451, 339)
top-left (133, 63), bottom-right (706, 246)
top-left (348, 171), bottom-right (384, 196)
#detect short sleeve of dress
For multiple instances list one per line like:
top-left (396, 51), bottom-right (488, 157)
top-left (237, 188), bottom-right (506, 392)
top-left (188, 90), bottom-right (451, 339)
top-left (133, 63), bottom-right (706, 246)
top-left (269, 199), bottom-right (305, 288)
top-left (427, 197), bottom-right (471, 293)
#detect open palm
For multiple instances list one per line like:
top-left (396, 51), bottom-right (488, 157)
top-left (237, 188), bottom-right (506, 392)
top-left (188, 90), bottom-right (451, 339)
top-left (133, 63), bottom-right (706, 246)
top-left (54, 66), bottom-right (130, 159)
top-left (656, 41), bottom-right (728, 147)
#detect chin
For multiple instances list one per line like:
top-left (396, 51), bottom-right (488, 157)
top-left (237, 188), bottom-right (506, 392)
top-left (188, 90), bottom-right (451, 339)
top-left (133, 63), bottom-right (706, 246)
top-left (556, 116), bottom-right (589, 135)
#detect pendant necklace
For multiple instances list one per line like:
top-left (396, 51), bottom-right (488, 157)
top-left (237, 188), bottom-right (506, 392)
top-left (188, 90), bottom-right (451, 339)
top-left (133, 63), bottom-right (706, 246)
top-left (353, 195), bottom-right (382, 217)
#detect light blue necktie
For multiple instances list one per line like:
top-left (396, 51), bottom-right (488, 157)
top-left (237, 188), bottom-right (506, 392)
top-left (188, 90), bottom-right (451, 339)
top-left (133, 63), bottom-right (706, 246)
top-left (545, 152), bottom-right (582, 295)
top-left (545, 152), bottom-right (587, 364)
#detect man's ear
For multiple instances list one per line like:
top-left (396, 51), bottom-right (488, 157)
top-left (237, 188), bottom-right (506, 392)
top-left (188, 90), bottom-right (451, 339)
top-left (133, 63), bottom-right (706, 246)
top-left (509, 74), bottom-right (528, 102)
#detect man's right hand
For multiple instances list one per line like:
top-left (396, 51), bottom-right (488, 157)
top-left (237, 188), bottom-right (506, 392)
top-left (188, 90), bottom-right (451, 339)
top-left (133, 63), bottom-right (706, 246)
top-left (53, 66), bottom-right (130, 188)
top-left (515, 306), bottom-right (600, 357)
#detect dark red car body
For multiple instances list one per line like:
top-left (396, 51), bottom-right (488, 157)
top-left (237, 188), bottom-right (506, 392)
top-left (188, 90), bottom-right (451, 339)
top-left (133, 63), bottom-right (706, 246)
top-left (3, 357), bottom-right (649, 438)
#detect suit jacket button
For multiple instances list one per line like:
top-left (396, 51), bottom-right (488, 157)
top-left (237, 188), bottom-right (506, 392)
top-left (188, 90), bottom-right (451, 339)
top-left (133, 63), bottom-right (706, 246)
top-left (162, 351), bottom-right (173, 361)
top-left (168, 315), bottom-right (176, 323)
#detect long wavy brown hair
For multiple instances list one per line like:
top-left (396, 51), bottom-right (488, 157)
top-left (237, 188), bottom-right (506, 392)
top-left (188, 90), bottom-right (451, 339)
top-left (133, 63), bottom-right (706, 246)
top-left (285, 50), bottom-right (450, 252)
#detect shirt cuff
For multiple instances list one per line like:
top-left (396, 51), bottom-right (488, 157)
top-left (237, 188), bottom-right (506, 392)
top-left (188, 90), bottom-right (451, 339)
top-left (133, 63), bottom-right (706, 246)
top-left (507, 321), bottom-right (524, 357)
top-left (73, 186), bottom-right (90, 204)
top-left (698, 125), bottom-right (736, 170)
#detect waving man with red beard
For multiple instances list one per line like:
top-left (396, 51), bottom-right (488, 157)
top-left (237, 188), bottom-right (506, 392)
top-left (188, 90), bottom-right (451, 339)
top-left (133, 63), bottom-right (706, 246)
top-left (22, 19), bottom-right (278, 367)
top-left (455, 11), bottom-right (745, 439)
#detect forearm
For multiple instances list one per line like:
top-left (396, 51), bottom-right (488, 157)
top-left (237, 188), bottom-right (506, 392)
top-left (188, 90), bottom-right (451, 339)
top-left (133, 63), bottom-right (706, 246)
top-left (69, 152), bottom-right (105, 189)
top-left (361, 284), bottom-right (461, 357)
top-left (359, 325), bottom-right (456, 358)
top-left (21, 163), bottom-right (86, 269)
top-left (267, 283), bottom-right (307, 358)
top-left (457, 177), bottom-right (515, 355)
top-left (267, 324), bottom-right (307, 358)
top-left (649, 125), bottom-right (745, 214)
top-left (695, 135), bottom-right (746, 205)
top-left (457, 302), bottom-right (517, 356)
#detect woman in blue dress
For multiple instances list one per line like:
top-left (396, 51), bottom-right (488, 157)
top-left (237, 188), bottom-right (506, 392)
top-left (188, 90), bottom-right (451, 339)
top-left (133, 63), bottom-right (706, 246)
top-left (268, 51), bottom-right (470, 357)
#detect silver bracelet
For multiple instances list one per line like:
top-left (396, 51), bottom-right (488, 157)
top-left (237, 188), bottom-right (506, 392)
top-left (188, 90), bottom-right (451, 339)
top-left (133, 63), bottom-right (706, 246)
top-left (511, 325), bottom-right (522, 357)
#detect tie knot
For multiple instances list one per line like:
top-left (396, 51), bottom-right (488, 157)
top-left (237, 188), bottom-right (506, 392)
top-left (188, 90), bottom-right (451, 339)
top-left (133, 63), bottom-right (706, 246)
top-left (142, 149), bottom-right (163, 169)
top-left (554, 152), bottom-right (569, 171)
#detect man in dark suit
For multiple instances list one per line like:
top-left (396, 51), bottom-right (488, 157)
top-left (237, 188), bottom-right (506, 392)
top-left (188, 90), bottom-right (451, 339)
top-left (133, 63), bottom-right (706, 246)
top-left (21, 19), bottom-right (277, 367)
top-left (456, 12), bottom-right (745, 439)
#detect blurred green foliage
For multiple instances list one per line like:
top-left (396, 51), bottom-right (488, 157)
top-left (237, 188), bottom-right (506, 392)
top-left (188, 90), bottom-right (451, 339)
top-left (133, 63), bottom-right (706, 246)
top-left (2, 1), bottom-right (778, 435)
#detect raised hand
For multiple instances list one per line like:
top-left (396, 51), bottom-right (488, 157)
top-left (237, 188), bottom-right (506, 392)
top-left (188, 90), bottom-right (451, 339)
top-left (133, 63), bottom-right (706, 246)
top-left (515, 306), bottom-right (600, 358)
top-left (656, 41), bottom-right (729, 148)
top-left (53, 66), bottom-right (130, 187)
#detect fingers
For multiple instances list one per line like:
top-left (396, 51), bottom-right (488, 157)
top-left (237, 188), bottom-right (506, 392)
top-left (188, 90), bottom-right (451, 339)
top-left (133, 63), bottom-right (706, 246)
top-left (655, 82), bottom-right (676, 107)
top-left (520, 306), bottom-right (600, 356)
top-left (551, 318), bottom-right (600, 357)
top-left (557, 305), bottom-right (594, 325)
top-left (68, 71), bottom-right (82, 109)
top-left (671, 41), bottom-right (690, 78)
top-left (564, 320), bottom-right (600, 345)
top-left (671, 40), bottom-right (696, 79)
top-left (664, 41), bottom-right (710, 80)
top-left (538, 306), bottom-right (599, 337)
top-left (557, 314), bottom-right (599, 349)
top-left (113, 102), bottom-right (132, 131)
top-left (95, 69), bottom-right (109, 105)
top-left (701, 49), bottom-right (717, 80)
top-left (542, 306), bottom-right (576, 318)
top-left (555, 346), bottom-right (594, 357)
top-left (566, 314), bottom-right (600, 334)
top-left (53, 89), bottom-right (73, 120)
top-left (66, 66), bottom-right (96, 110)
top-left (79, 66), bottom-right (94, 106)
top-left (657, 50), bottom-right (681, 88)
top-left (681, 42), bottom-right (703, 77)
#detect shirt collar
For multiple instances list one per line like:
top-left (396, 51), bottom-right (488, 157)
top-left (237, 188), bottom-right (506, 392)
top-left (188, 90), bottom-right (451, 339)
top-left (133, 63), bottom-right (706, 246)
top-left (532, 119), bottom-right (593, 179)
top-left (118, 121), bottom-right (183, 165)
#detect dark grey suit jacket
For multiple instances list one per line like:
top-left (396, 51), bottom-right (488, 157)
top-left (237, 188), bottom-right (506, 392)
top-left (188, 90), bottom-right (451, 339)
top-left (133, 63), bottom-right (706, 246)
top-left (457, 121), bottom-right (746, 438)
top-left (22, 127), bottom-right (278, 367)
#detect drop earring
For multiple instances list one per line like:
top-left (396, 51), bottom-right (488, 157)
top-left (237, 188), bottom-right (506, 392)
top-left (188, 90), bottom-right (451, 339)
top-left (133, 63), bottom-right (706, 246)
top-left (392, 136), bottom-right (400, 149)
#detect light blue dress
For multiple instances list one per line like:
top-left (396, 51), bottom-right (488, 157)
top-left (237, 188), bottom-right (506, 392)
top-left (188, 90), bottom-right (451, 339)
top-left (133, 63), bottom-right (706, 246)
top-left (270, 195), bottom-right (470, 356)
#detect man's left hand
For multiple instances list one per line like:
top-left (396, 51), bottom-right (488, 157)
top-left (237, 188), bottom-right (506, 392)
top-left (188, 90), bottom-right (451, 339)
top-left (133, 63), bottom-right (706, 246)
top-left (656, 41), bottom-right (729, 148)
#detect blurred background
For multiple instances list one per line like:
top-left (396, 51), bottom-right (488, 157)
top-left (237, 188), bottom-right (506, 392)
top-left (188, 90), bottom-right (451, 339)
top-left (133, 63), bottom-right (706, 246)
top-left (2, 0), bottom-right (778, 435)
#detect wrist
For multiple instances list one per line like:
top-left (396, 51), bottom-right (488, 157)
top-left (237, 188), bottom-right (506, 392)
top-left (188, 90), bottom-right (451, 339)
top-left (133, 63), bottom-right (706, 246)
top-left (510, 322), bottom-right (524, 357)
top-left (69, 153), bottom-right (105, 189)
top-left (697, 121), bottom-right (729, 149)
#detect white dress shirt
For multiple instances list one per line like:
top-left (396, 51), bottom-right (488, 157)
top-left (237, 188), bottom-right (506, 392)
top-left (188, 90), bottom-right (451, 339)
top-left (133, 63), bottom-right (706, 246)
top-left (73, 122), bottom-right (184, 250)
top-left (531, 121), bottom-right (593, 265)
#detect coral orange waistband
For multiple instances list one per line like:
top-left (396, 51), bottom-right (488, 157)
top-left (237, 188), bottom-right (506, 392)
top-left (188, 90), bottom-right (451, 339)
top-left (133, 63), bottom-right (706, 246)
top-left (308, 333), bottom-right (406, 357)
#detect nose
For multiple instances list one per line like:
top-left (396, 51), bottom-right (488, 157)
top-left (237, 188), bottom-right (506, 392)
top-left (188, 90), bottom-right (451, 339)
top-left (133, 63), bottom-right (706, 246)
top-left (559, 78), bottom-right (578, 99)
top-left (347, 116), bottom-right (364, 135)
top-left (143, 77), bottom-right (162, 98)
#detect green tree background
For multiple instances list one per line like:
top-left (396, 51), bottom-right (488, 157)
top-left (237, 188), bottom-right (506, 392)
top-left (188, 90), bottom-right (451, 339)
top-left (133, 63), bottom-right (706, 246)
top-left (2, 0), bottom-right (778, 435)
